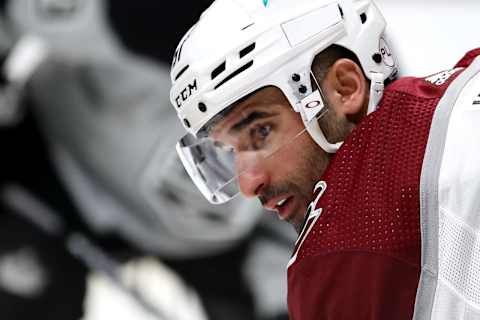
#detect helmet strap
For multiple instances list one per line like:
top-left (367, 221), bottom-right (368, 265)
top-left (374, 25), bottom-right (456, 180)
top-left (305, 116), bottom-right (342, 153)
top-left (302, 72), bottom-right (386, 153)
top-left (367, 72), bottom-right (385, 114)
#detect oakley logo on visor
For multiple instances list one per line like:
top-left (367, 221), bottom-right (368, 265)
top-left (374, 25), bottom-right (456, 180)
top-left (305, 100), bottom-right (322, 109)
top-left (300, 90), bottom-right (325, 122)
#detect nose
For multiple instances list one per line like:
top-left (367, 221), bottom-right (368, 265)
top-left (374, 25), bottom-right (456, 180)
top-left (235, 152), bottom-right (269, 198)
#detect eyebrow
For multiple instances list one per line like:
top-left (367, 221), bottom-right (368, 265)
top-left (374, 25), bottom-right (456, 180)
top-left (229, 111), bottom-right (274, 134)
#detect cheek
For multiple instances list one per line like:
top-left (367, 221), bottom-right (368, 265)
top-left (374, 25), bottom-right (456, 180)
top-left (273, 133), bottom-right (326, 181)
top-left (292, 135), bottom-right (328, 191)
top-left (234, 151), bottom-right (264, 174)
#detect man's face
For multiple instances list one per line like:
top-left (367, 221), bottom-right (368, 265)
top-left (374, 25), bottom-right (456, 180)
top-left (211, 86), bottom-right (330, 232)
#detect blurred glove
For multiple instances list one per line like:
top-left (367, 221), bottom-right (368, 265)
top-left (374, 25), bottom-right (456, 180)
top-left (82, 257), bottom-right (209, 320)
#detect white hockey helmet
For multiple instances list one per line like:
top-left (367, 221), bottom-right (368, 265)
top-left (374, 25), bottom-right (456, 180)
top-left (170, 0), bottom-right (397, 204)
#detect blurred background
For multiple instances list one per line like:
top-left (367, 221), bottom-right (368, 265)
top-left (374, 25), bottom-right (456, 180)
top-left (0, 0), bottom-right (478, 319)
top-left (0, 1), bottom-right (295, 319)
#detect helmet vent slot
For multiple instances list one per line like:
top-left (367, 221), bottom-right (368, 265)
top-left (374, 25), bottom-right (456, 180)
top-left (175, 65), bottom-right (190, 81)
top-left (241, 23), bottom-right (255, 31)
top-left (214, 61), bottom-right (254, 89)
top-left (211, 61), bottom-right (226, 80)
top-left (360, 13), bottom-right (367, 24)
top-left (239, 43), bottom-right (256, 58)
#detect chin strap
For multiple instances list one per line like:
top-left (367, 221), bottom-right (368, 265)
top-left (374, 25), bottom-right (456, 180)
top-left (305, 119), bottom-right (342, 153)
top-left (367, 72), bottom-right (385, 114)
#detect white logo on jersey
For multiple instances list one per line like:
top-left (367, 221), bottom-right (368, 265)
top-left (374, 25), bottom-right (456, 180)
top-left (425, 68), bottom-right (463, 86)
top-left (287, 181), bottom-right (327, 268)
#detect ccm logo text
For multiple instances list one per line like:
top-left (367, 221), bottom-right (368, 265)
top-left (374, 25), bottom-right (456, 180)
top-left (175, 79), bottom-right (198, 108)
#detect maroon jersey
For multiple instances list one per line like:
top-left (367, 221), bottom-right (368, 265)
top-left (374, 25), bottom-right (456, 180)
top-left (287, 49), bottom-right (480, 320)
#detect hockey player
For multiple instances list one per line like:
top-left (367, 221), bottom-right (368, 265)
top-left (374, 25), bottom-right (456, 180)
top-left (168, 0), bottom-right (480, 319)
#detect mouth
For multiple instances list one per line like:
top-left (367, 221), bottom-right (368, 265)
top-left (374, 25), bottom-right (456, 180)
top-left (263, 196), bottom-right (295, 221)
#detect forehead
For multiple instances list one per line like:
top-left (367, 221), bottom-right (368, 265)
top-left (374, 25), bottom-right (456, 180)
top-left (209, 86), bottom-right (290, 135)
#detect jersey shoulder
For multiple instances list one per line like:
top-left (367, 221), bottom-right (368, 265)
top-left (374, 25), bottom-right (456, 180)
top-left (387, 68), bottom-right (463, 99)
top-left (387, 48), bottom-right (480, 99)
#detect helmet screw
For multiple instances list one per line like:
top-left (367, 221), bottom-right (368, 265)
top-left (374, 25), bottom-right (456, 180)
top-left (372, 53), bottom-right (383, 64)
top-left (183, 119), bottom-right (191, 128)
top-left (292, 73), bottom-right (301, 82)
top-left (299, 85), bottom-right (307, 94)
top-left (198, 102), bottom-right (207, 112)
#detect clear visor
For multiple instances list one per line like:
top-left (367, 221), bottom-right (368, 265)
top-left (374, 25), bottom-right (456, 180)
top-left (176, 134), bottom-right (238, 204)
top-left (177, 87), bottom-right (329, 204)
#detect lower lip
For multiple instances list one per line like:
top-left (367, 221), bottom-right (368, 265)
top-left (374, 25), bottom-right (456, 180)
top-left (277, 197), bottom-right (294, 221)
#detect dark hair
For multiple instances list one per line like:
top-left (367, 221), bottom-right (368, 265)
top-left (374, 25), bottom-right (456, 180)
top-left (310, 44), bottom-right (366, 89)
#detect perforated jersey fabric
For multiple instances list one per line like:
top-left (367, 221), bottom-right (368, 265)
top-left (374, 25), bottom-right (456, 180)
top-left (287, 56), bottom-right (466, 319)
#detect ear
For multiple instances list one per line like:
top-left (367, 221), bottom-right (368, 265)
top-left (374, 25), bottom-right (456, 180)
top-left (321, 58), bottom-right (369, 119)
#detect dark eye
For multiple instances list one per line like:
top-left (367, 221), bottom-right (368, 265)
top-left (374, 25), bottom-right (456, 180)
top-left (258, 125), bottom-right (271, 138)
top-left (250, 124), bottom-right (272, 150)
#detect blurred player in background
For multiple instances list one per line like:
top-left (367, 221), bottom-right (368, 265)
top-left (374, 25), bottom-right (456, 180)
top-left (0, 0), bottom-right (295, 319)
